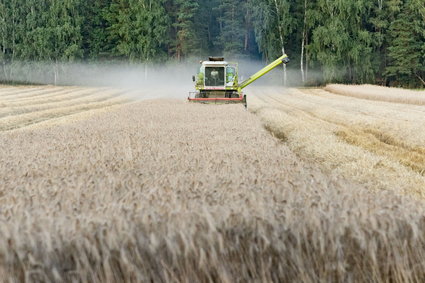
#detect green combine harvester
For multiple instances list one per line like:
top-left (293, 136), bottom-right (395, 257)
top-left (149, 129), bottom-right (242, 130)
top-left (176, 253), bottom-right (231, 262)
top-left (189, 54), bottom-right (290, 107)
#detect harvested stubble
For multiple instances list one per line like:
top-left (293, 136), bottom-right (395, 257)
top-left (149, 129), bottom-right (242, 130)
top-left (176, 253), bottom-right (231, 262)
top-left (1, 95), bottom-right (425, 282)
top-left (0, 86), bottom-right (72, 102)
top-left (0, 86), bottom-right (133, 131)
top-left (325, 84), bottom-right (425, 105)
top-left (0, 89), bottom-right (124, 118)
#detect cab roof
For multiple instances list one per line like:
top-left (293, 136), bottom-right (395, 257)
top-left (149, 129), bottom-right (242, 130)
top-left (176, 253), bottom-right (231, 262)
top-left (202, 61), bottom-right (229, 67)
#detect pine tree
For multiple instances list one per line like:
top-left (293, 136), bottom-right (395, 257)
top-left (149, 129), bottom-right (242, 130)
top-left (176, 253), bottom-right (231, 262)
top-left (386, 0), bottom-right (425, 87)
top-left (171, 0), bottom-right (199, 60)
top-left (192, 0), bottom-right (221, 55)
top-left (369, 0), bottom-right (403, 84)
top-left (217, 0), bottom-right (246, 57)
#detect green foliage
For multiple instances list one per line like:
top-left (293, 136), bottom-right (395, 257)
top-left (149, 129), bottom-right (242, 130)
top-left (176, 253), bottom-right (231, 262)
top-left (385, 0), bottom-right (425, 87)
top-left (80, 0), bottom-right (112, 59)
top-left (0, 0), bottom-right (423, 87)
top-left (0, 0), bottom-right (82, 62)
top-left (216, 0), bottom-right (246, 56)
top-left (171, 0), bottom-right (200, 59)
top-left (307, 0), bottom-right (375, 83)
top-left (248, 0), bottom-right (282, 61)
top-left (106, 0), bottom-right (170, 62)
top-left (191, 0), bottom-right (221, 55)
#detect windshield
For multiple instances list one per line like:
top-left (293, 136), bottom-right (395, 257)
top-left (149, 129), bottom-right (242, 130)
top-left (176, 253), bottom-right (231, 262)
top-left (205, 67), bottom-right (225, 87)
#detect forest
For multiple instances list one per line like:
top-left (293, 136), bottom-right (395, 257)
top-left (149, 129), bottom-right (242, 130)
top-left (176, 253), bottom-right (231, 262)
top-left (0, 0), bottom-right (424, 87)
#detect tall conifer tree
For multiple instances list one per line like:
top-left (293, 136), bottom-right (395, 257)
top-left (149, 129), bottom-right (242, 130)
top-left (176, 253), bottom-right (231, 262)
top-left (386, 0), bottom-right (425, 87)
top-left (172, 0), bottom-right (199, 60)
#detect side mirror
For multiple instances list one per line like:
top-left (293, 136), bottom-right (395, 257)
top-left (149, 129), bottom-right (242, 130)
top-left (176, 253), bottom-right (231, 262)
top-left (192, 75), bottom-right (196, 82)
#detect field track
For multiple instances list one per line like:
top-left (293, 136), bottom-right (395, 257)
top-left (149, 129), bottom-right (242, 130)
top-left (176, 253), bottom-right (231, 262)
top-left (248, 86), bottom-right (425, 198)
top-left (1, 85), bottom-right (425, 281)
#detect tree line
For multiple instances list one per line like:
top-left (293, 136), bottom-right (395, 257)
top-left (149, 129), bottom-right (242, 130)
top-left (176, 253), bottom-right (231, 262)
top-left (0, 0), bottom-right (424, 87)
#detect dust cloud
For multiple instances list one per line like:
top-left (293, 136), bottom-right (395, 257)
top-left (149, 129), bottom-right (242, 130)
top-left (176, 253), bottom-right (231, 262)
top-left (0, 61), bottom-right (197, 100)
top-left (0, 57), bottom-right (322, 100)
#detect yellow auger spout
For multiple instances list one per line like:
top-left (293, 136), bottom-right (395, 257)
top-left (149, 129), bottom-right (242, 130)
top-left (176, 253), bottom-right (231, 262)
top-left (238, 54), bottom-right (290, 92)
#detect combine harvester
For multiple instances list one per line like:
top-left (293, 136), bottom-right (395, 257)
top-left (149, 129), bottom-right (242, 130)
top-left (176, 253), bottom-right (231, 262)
top-left (189, 54), bottom-right (290, 107)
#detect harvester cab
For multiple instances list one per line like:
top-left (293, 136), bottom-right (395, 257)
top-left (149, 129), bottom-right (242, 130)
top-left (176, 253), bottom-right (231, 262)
top-left (189, 54), bottom-right (290, 108)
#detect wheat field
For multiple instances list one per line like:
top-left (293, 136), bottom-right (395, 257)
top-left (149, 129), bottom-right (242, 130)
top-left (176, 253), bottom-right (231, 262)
top-left (325, 84), bottom-right (425, 105)
top-left (248, 86), bottom-right (425, 198)
top-left (1, 84), bottom-right (425, 282)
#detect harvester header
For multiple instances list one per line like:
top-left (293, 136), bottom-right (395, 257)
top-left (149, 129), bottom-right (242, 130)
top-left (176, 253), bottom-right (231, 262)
top-left (188, 54), bottom-right (289, 107)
